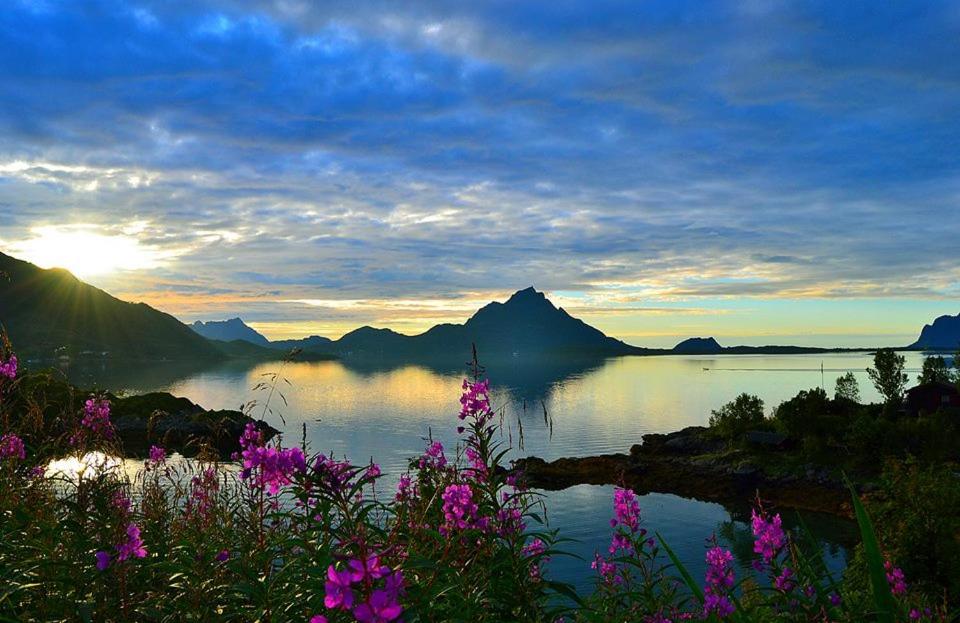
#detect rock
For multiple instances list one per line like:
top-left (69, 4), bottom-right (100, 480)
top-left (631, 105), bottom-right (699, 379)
top-left (111, 392), bottom-right (278, 458)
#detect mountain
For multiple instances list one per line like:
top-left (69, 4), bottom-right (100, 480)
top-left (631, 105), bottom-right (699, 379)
top-left (910, 314), bottom-right (960, 350)
top-left (672, 337), bottom-right (723, 354)
top-left (270, 335), bottom-right (334, 351)
top-left (191, 318), bottom-right (270, 346)
top-left (292, 287), bottom-right (652, 360)
top-left (0, 252), bottom-right (222, 360)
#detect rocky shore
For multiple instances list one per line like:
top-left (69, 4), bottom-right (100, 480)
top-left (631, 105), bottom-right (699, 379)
top-left (111, 392), bottom-right (279, 458)
top-left (513, 426), bottom-right (854, 517)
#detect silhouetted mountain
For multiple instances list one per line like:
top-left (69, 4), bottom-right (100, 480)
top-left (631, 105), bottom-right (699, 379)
top-left (673, 337), bottom-right (723, 354)
top-left (910, 314), bottom-right (960, 350)
top-left (295, 287), bottom-right (652, 361)
top-left (191, 318), bottom-right (270, 346)
top-left (270, 335), bottom-right (334, 351)
top-left (0, 252), bottom-right (222, 361)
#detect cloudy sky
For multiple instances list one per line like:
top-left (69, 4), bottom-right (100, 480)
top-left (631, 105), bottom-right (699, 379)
top-left (1, 1), bottom-right (958, 347)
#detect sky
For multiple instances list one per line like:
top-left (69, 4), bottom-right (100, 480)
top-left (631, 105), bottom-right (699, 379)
top-left (0, 0), bottom-right (958, 348)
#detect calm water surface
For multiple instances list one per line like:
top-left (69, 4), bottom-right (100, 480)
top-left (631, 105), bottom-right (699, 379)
top-left (66, 352), bottom-right (920, 591)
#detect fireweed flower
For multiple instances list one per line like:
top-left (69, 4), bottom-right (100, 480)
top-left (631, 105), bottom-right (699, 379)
top-left (418, 440), bottom-right (447, 469)
top-left (366, 462), bottom-right (381, 479)
top-left (116, 522), bottom-right (147, 561)
top-left (522, 538), bottom-right (549, 580)
top-left (111, 490), bottom-right (132, 515)
top-left (611, 487), bottom-right (641, 533)
top-left (324, 565), bottom-right (355, 610)
top-left (459, 378), bottom-right (493, 426)
top-left (774, 567), bottom-right (795, 593)
top-left (395, 474), bottom-right (415, 502)
top-left (704, 546), bottom-right (736, 618)
top-left (0, 433), bottom-right (25, 460)
top-left (348, 555), bottom-right (390, 582)
top-left (147, 445), bottom-right (167, 468)
top-left (309, 617), bottom-right (328, 623)
top-left (185, 466), bottom-right (220, 527)
top-left (353, 589), bottom-right (403, 623)
top-left (238, 422), bottom-right (306, 494)
top-left (82, 397), bottom-right (114, 438)
top-left (885, 560), bottom-right (907, 595)
top-left (751, 509), bottom-right (785, 565)
top-left (440, 483), bottom-right (479, 534)
top-left (0, 354), bottom-right (17, 379)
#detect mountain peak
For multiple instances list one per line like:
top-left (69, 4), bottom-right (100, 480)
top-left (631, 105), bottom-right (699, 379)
top-left (190, 318), bottom-right (270, 347)
top-left (673, 337), bottom-right (723, 354)
top-left (504, 287), bottom-right (553, 308)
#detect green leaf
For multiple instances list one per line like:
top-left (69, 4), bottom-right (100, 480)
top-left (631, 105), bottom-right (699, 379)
top-left (845, 476), bottom-right (897, 623)
top-left (656, 531), bottom-right (704, 604)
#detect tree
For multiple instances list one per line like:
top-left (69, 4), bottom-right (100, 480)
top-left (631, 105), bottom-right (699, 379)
top-left (918, 355), bottom-right (951, 384)
top-left (866, 348), bottom-right (908, 405)
top-left (709, 393), bottom-right (765, 441)
top-left (834, 372), bottom-right (861, 403)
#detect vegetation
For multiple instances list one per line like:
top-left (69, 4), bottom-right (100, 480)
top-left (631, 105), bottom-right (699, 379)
top-left (917, 355), bottom-right (952, 384)
top-left (834, 372), bottom-right (861, 403)
top-left (708, 393), bottom-right (765, 441)
top-left (0, 336), bottom-right (956, 621)
top-left (867, 349), bottom-right (909, 405)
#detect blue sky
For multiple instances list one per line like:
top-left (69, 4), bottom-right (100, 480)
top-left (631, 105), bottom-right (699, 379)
top-left (0, 0), bottom-right (958, 346)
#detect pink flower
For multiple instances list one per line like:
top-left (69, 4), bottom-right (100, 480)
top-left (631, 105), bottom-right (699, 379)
top-left (116, 522), bottom-right (147, 561)
top-left (238, 423), bottom-right (306, 494)
top-left (884, 560), bottom-right (907, 596)
top-left (366, 463), bottom-right (381, 478)
top-left (440, 483), bottom-right (479, 534)
top-left (612, 487), bottom-right (640, 533)
top-left (81, 397), bottom-right (114, 439)
top-left (309, 616), bottom-right (327, 623)
top-left (324, 565), bottom-right (355, 610)
top-left (751, 509), bottom-right (785, 565)
top-left (147, 445), bottom-right (167, 467)
top-left (459, 379), bottom-right (493, 426)
top-left (0, 433), bottom-right (25, 460)
top-left (774, 566), bottom-right (795, 592)
top-left (418, 440), bottom-right (447, 469)
top-left (0, 354), bottom-right (17, 380)
top-left (703, 546), bottom-right (735, 618)
top-left (352, 589), bottom-right (403, 623)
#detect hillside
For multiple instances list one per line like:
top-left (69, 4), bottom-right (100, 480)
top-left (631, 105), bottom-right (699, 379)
top-left (0, 252), bottom-right (222, 361)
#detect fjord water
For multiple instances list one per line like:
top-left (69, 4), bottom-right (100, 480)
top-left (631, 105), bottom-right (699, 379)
top-left (67, 351), bottom-right (921, 590)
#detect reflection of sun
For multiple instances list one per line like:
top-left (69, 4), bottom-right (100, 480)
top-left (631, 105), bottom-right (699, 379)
top-left (8, 225), bottom-right (170, 277)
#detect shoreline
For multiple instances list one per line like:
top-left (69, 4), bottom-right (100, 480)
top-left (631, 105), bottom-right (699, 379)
top-left (514, 426), bottom-right (856, 518)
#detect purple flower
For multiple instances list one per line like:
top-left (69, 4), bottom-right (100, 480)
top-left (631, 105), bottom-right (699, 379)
top-left (238, 423), bottom-right (306, 494)
top-left (884, 560), bottom-right (907, 596)
top-left (348, 555), bottom-right (389, 582)
top-left (440, 483), bottom-right (479, 533)
top-left (703, 546), bottom-right (736, 618)
top-left (310, 617), bottom-right (328, 623)
top-left (116, 522), bottom-right (147, 561)
top-left (418, 440), bottom-right (447, 470)
top-left (0, 433), bottom-right (25, 460)
top-left (215, 549), bottom-right (230, 562)
top-left (81, 397), bottom-right (114, 439)
top-left (774, 567), bottom-right (795, 593)
top-left (324, 565), bottom-right (355, 610)
top-left (95, 550), bottom-right (111, 571)
top-left (751, 508), bottom-right (785, 565)
top-left (459, 379), bottom-right (493, 426)
top-left (366, 463), bottom-right (381, 479)
top-left (612, 487), bottom-right (641, 533)
top-left (147, 445), bottom-right (167, 467)
top-left (0, 354), bottom-right (17, 380)
top-left (352, 589), bottom-right (403, 623)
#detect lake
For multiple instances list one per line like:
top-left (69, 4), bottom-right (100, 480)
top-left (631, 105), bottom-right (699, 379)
top-left (63, 351), bottom-right (923, 592)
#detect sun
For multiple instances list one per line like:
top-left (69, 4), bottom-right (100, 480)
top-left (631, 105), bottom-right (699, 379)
top-left (7, 225), bottom-right (170, 277)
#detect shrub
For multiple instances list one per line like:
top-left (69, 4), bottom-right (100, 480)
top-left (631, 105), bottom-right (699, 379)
top-left (708, 393), bottom-right (765, 442)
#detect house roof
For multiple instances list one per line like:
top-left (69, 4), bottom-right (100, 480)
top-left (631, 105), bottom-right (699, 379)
top-left (905, 380), bottom-right (959, 395)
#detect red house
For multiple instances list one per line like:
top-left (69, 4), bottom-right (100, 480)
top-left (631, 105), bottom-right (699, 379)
top-left (904, 381), bottom-right (960, 416)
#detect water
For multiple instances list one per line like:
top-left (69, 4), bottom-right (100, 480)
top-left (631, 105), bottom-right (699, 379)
top-left (62, 351), bottom-right (917, 591)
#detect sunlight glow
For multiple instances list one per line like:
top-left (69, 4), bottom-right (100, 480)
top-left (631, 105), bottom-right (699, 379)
top-left (7, 225), bottom-right (172, 277)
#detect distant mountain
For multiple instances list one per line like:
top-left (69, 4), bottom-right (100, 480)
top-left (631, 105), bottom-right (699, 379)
top-left (270, 335), bottom-right (334, 351)
top-left (191, 318), bottom-right (270, 346)
top-left (673, 337), bottom-right (723, 354)
top-left (0, 252), bottom-right (222, 360)
top-left (283, 287), bottom-right (653, 360)
top-left (910, 314), bottom-right (960, 350)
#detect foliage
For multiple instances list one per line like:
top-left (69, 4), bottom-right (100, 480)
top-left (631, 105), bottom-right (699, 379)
top-left (708, 393), bottom-right (765, 441)
top-left (917, 355), bottom-right (952, 385)
top-left (834, 372), bottom-right (861, 403)
top-left (867, 349), bottom-right (908, 405)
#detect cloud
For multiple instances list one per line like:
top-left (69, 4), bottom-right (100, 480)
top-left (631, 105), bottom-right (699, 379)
top-left (0, 0), bottom-right (958, 340)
